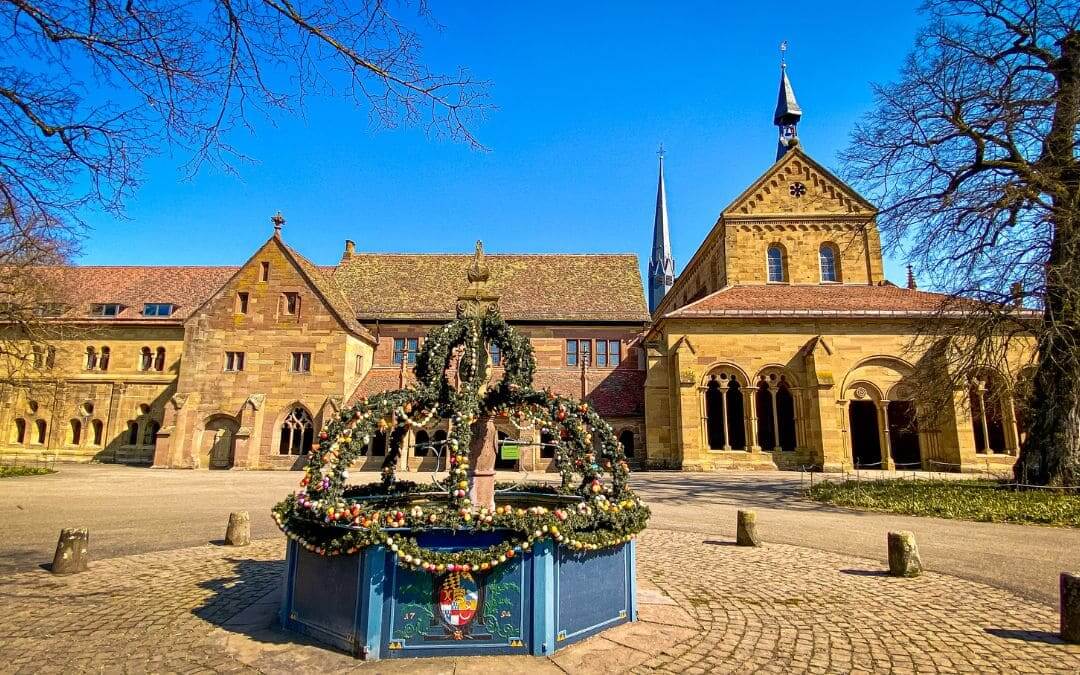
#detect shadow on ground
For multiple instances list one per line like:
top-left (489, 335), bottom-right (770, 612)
top-left (984, 628), bottom-right (1066, 644)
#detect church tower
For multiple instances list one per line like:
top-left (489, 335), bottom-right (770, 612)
top-left (648, 147), bottom-right (675, 313)
top-left (774, 44), bottom-right (803, 160)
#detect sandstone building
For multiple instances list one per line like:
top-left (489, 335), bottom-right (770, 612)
top-left (0, 222), bottom-right (649, 471)
top-left (643, 63), bottom-right (1033, 473)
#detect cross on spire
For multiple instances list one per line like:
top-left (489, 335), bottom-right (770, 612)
top-left (271, 211), bottom-right (285, 238)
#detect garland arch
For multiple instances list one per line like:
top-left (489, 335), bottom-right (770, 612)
top-left (273, 307), bottom-right (649, 575)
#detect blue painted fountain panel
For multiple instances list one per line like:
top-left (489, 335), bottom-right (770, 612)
top-left (555, 544), bottom-right (632, 644)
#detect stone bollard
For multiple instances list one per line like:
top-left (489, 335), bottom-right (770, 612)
top-left (887, 531), bottom-right (922, 577)
top-left (736, 510), bottom-right (760, 547)
top-left (51, 528), bottom-right (89, 575)
top-left (1062, 572), bottom-right (1080, 643)
top-left (225, 511), bottom-right (251, 546)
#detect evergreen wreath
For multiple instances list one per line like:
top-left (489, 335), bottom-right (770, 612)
top-left (273, 307), bottom-right (649, 575)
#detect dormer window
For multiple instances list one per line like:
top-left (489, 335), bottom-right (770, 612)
top-left (34, 303), bottom-right (65, 317)
top-left (90, 303), bottom-right (121, 317)
top-left (143, 303), bottom-right (174, 317)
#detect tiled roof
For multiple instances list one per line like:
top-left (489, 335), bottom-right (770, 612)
top-left (331, 254), bottom-right (650, 322)
top-left (278, 242), bottom-right (373, 340)
top-left (32, 266), bottom-right (239, 321)
top-left (661, 283), bottom-right (1001, 318)
top-left (349, 366), bottom-right (644, 418)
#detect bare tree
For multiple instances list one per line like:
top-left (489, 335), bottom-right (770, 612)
top-left (842, 0), bottom-right (1079, 485)
top-left (0, 0), bottom-right (488, 386)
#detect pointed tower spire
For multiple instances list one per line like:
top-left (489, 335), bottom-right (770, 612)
top-left (648, 145), bottom-right (675, 314)
top-left (774, 41), bottom-right (803, 160)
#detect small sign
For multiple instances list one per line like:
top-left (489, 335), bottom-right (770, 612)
top-left (500, 442), bottom-right (521, 460)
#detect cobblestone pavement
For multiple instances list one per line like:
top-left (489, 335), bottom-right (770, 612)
top-left (0, 530), bottom-right (1077, 674)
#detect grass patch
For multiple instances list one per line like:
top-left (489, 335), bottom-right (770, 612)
top-left (808, 479), bottom-right (1080, 527)
top-left (0, 465), bottom-right (55, 478)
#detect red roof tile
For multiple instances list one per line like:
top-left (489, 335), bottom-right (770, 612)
top-left (33, 266), bottom-right (239, 321)
top-left (665, 284), bottom-right (960, 318)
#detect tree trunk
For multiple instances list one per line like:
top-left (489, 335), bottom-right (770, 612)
top-left (1015, 31), bottom-right (1080, 487)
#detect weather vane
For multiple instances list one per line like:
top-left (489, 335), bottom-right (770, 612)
top-left (657, 143), bottom-right (665, 160)
top-left (780, 40), bottom-right (788, 67)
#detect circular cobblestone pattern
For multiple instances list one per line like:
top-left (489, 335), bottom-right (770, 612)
top-left (0, 530), bottom-right (1076, 673)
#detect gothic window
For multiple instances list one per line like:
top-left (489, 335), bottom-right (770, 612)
top-left (819, 243), bottom-right (840, 283)
top-left (279, 407), bottom-right (314, 455)
top-left (154, 347), bottom-right (166, 372)
top-left (34, 419), bottom-right (47, 444)
top-left (619, 429), bottom-right (635, 458)
top-left (12, 419), bottom-right (26, 444)
top-left (260, 261), bottom-right (270, 282)
top-left (704, 372), bottom-right (747, 450)
top-left (99, 346), bottom-right (110, 371)
top-left (393, 338), bottom-right (419, 365)
top-left (413, 430), bottom-right (430, 457)
top-left (140, 347), bottom-right (153, 371)
top-left (91, 419), bottom-right (104, 446)
top-left (69, 419), bottom-right (82, 445)
top-left (756, 374), bottom-right (797, 451)
top-left (767, 245), bottom-right (786, 282)
top-left (85, 347), bottom-right (97, 370)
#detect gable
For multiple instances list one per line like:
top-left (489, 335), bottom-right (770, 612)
top-left (722, 147), bottom-right (876, 217)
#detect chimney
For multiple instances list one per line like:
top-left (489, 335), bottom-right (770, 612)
top-left (906, 265), bottom-right (917, 290)
top-left (342, 239), bottom-right (355, 261)
top-left (1010, 282), bottom-right (1024, 308)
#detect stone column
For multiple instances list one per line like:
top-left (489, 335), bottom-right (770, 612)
top-left (719, 381), bottom-right (731, 450)
top-left (468, 417), bottom-right (498, 512)
top-left (744, 388), bottom-right (758, 453)
top-left (770, 386), bottom-right (781, 452)
top-left (877, 400), bottom-right (895, 470)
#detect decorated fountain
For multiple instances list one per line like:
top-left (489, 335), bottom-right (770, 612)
top-left (274, 242), bottom-right (649, 660)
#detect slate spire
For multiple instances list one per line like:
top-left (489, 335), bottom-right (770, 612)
top-left (648, 145), bottom-right (675, 314)
top-left (774, 42), bottom-right (803, 160)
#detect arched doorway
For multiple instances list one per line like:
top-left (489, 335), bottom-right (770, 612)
top-left (201, 416), bottom-right (238, 469)
top-left (849, 400), bottom-right (882, 468)
top-left (619, 429), bottom-right (635, 458)
top-left (887, 400), bottom-right (920, 466)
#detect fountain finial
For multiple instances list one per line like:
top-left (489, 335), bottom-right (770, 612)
top-left (457, 240), bottom-right (499, 317)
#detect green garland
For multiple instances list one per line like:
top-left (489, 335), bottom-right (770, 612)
top-left (273, 308), bottom-right (649, 574)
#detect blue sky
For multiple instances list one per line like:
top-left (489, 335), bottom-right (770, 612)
top-left (79, 2), bottom-right (926, 285)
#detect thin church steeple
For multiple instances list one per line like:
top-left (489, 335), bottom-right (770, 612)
top-left (774, 41), bottom-right (803, 160)
top-left (648, 145), bottom-right (675, 314)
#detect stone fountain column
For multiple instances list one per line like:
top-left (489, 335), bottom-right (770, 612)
top-left (468, 416), bottom-right (498, 512)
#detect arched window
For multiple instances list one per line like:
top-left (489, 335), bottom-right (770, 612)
top-left (413, 430), bottom-right (430, 457)
top-left (85, 347), bottom-right (97, 370)
top-left (819, 243), bottom-right (840, 282)
top-left (766, 245), bottom-right (786, 282)
top-left (91, 419), bottom-right (104, 446)
top-left (140, 347), bottom-right (152, 371)
top-left (619, 429), bottom-right (635, 458)
top-left (154, 347), bottom-right (166, 372)
top-left (69, 419), bottom-right (82, 446)
top-left (433, 429), bottom-right (448, 459)
top-left (279, 407), bottom-right (314, 455)
top-left (755, 374), bottom-right (797, 451)
top-left (540, 430), bottom-right (556, 459)
top-left (970, 375), bottom-right (1008, 453)
top-left (34, 419), bottom-right (46, 444)
top-left (127, 421), bottom-right (140, 446)
top-left (143, 420), bottom-right (160, 447)
top-left (12, 419), bottom-right (26, 444)
top-left (99, 346), bottom-right (110, 371)
top-left (704, 372), bottom-right (747, 450)
top-left (370, 431), bottom-right (387, 456)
